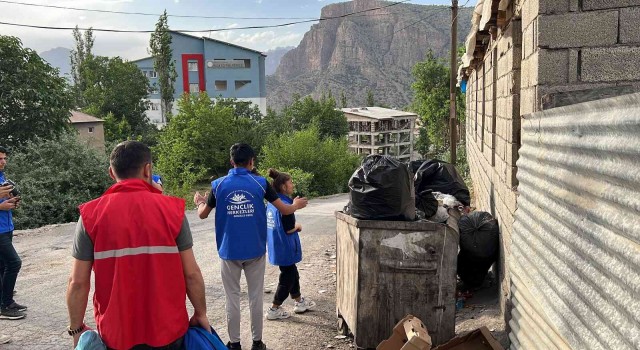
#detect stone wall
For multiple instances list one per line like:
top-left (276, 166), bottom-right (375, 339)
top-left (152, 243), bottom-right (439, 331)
top-left (463, 0), bottom-right (640, 322)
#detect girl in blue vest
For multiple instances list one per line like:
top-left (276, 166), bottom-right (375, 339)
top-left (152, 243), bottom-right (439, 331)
top-left (265, 169), bottom-right (316, 320)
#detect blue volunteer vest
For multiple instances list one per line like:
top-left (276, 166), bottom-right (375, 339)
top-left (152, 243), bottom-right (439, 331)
top-left (266, 193), bottom-right (302, 266)
top-left (0, 171), bottom-right (14, 234)
top-left (212, 168), bottom-right (269, 260)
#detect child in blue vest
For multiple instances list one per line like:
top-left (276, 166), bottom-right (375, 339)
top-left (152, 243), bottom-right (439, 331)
top-left (265, 169), bottom-right (316, 320)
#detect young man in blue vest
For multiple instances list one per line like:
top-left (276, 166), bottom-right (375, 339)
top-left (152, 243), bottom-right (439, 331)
top-left (0, 146), bottom-right (27, 320)
top-left (194, 143), bottom-right (308, 350)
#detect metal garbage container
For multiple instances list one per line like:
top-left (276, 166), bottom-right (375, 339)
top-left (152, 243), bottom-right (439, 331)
top-left (335, 210), bottom-right (460, 349)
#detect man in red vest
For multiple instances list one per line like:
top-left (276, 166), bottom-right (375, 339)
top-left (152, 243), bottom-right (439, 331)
top-left (66, 141), bottom-right (210, 349)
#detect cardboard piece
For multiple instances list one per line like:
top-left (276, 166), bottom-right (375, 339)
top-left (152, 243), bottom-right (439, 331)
top-left (432, 327), bottom-right (504, 350)
top-left (377, 314), bottom-right (433, 350)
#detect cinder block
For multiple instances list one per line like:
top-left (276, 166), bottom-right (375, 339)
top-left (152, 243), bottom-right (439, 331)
top-left (522, 0), bottom-right (540, 28)
top-left (584, 0), bottom-right (640, 10)
top-left (522, 22), bottom-right (537, 59)
top-left (520, 54), bottom-right (538, 88)
top-left (539, 0), bottom-right (570, 14)
top-left (620, 7), bottom-right (640, 44)
top-left (582, 47), bottom-right (640, 82)
top-left (507, 142), bottom-right (520, 167)
top-left (538, 11), bottom-right (619, 48)
top-left (520, 87), bottom-right (537, 115)
top-left (569, 0), bottom-right (580, 11)
top-left (538, 49), bottom-right (569, 84)
top-left (569, 49), bottom-right (580, 83)
top-left (507, 165), bottom-right (519, 189)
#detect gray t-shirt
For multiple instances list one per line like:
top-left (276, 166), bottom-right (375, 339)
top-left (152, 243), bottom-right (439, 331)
top-left (72, 215), bottom-right (194, 261)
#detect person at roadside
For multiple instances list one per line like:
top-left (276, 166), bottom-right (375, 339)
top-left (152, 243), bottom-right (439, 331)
top-left (193, 143), bottom-right (308, 350)
top-left (0, 146), bottom-right (27, 320)
top-left (66, 141), bottom-right (210, 349)
top-left (264, 169), bottom-right (316, 321)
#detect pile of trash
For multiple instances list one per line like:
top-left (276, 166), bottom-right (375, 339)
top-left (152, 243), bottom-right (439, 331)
top-left (344, 154), bottom-right (500, 291)
top-left (344, 155), bottom-right (470, 223)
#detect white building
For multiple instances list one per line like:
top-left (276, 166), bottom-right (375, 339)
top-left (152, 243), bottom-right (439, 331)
top-left (342, 107), bottom-right (418, 162)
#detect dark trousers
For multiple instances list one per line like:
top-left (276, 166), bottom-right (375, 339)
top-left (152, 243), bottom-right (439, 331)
top-left (273, 264), bottom-right (301, 306)
top-left (0, 231), bottom-right (21, 308)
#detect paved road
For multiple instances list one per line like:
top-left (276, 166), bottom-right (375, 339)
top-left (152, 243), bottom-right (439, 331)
top-left (2, 194), bottom-right (351, 350)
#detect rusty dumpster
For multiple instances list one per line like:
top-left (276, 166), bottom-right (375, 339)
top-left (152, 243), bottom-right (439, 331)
top-left (335, 210), bottom-right (460, 349)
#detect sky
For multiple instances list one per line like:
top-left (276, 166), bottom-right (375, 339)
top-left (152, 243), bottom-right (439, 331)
top-left (0, 0), bottom-right (460, 59)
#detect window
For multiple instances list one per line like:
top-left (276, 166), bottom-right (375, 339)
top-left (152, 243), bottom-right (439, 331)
top-left (215, 80), bottom-right (227, 91)
top-left (189, 83), bottom-right (200, 93)
top-left (151, 88), bottom-right (159, 95)
top-left (188, 61), bottom-right (198, 72)
top-left (147, 70), bottom-right (157, 78)
top-left (235, 80), bottom-right (251, 90)
top-left (150, 103), bottom-right (159, 111)
top-left (88, 127), bottom-right (94, 133)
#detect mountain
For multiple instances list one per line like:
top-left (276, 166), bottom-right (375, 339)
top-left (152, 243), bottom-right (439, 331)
top-left (267, 0), bottom-right (472, 110)
top-left (39, 47), bottom-right (72, 78)
top-left (265, 46), bottom-right (294, 76)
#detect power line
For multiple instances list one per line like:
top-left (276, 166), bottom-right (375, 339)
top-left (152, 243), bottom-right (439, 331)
top-left (390, 0), bottom-right (471, 37)
top-left (0, 0), bottom-right (409, 24)
top-left (0, 0), bottom-right (317, 20)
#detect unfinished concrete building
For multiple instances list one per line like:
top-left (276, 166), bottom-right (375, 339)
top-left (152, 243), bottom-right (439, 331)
top-left (342, 107), bottom-right (418, 162)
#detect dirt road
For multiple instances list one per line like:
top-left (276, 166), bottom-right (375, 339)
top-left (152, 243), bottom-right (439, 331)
top-left (2, 194), bottom-right (505, 349)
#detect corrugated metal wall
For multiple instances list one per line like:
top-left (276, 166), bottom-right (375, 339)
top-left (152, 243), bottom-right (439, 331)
top-left (510, 93), bottom-right (640, 350)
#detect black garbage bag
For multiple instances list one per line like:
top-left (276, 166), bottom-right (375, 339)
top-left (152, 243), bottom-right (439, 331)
top-left (411, 159), bottom-right (471, 206)
top-left (459, 212), bottom-right (500, 258)
top-left (347, 155), bottom-right (415, 221)
top-left (457, 250), bottom-right (496, 289)
top-left (416, 189), bottom-right (438, 218)
top-left (457, 211), bottom-right (500, 288)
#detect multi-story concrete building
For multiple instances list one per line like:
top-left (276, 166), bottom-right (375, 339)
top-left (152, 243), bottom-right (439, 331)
top-left (342, 107), bottom-right (417, 162)
top-left (133, 31), bottom-right (266, 126)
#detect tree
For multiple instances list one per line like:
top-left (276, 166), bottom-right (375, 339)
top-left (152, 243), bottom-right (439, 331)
top-left (340, 91), bottom-right (348, 108)
top-left (411, 51), bottom-right (452, 157)
top-left (150, 11), bottom-right (177, 124)
top-left (261, 127), bottom-right (360, 196)
top-left (280, 95), bottom-right (348, 140)
top-left (70, 26), bottom-right (94, 108)
top-left (81, 56), bottom-right (151, 139)
top-left (366, 89), bottom-right (375, 107)
top-left (154, 93), bottom-right (242, 195)
top-left (0, 36), bottom-right (72, 148)
top-left (9, 132), bottom-right (112, 229)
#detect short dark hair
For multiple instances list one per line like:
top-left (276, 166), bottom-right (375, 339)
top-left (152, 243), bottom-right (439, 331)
top-left (110, 141), bottom-right (152, 179)
top-left (0, 146), bottom-right (8, 155)
top-left (230, 143), bottom-right (255, 167)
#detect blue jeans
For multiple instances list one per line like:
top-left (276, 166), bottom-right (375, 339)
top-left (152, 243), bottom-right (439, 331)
top-left (0, 231), bottom-right (21, 308)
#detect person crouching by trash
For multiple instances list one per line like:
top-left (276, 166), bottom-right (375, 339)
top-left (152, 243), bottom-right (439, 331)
top-left (264, 168), bottom-right (316, 321)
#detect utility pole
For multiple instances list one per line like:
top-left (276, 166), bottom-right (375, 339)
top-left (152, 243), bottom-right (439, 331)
top-left (449, 0), bottom-right (458, 165)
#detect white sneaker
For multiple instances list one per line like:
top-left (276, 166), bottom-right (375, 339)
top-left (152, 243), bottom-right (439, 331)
top-left (293, 297), bottom-right (317, 313)
top-left (0, 335), bottom-right (10, 344)
top-left (266, 306), bottom-right (291, 320)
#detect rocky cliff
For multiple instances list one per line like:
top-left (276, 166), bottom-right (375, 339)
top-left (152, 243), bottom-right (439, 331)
top-left (267, 0), bottom-right (472, 110)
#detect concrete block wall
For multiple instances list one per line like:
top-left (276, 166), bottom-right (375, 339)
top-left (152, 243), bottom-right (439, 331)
top-left (466, 12), bottom-right (522, 318)
top-left (465, 0), bottom-right (640, 326)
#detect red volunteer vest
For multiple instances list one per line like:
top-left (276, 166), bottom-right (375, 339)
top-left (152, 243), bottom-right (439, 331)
top-left (79, 179), bottom-right (188, 350)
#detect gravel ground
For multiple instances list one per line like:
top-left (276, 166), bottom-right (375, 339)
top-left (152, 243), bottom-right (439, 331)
top-left (1, 194), bottom-right (505, 349)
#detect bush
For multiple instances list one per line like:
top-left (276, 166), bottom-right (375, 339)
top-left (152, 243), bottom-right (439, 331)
top-left (8, 132), bottom-right (112, 229)
top-left (260, 127), bottom-right (361, 196)
top-left (259, 167), bottom-right (315, 198)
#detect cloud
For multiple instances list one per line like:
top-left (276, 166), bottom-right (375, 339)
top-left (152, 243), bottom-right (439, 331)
top-left (208, 30), bottom-right (303, 51)
top-left (256, 0), bottom-right (263, 3)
